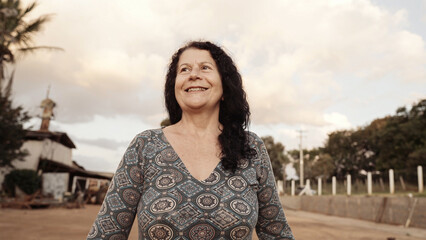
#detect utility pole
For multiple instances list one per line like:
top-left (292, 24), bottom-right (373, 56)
top-left (298, 130), bottom-right (305, 187)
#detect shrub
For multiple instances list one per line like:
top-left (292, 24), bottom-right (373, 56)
top-left (3, 169), bottom-right (40, 196)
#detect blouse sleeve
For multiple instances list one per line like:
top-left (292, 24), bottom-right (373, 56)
top-left (252, 133), bottom-right (295, 240)
top-left (87, 133), bottom-right (146, 240)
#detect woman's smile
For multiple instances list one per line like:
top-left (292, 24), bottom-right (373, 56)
top-left (175, 48), bottom-right (223, 111)
top-left (185, 87), bottom-right (208, 92)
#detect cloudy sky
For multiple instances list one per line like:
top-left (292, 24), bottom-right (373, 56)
top-left (10, 0), bottom-right (426, 172)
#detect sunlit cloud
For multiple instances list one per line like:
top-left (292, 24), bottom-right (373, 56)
top-left (13, 0), bottom-right (426, 171)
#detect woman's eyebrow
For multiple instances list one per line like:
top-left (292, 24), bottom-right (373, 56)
top-left (179, 62), bottom-right (214, 67)
top-left (178, 63), bottom-right (190, 68)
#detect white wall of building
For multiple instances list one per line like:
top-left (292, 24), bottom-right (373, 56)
top-left (12, 139), bottom-right (73, 170)
top-left (39, 139), bottom-right (73, 166)
top-left (42, 173), bottom-right (69, 200)
top-left (12, 140), bottom-right (43, 170)
top-left (0, 139), bottom-right (73, 191)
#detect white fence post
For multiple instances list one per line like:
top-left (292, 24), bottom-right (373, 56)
top-left (277, 180), bottom-right (284, 195)
top-left (367, 172), bottom-right (372, 195)
top-left (418, 165), bottom-right (424, 193)
top-left (399, 176), bottom-right (407, 190)
top-left (347, 174), bottom-right (351, 196)
top-left (332, 176), bottom-right (336, 195)
top-left (291, 180), bottom-right (295, 196)
top-left (389, 169), bottom-right (394, 194)
top-left (318, 177), bottom-right (322, 196)
top-left (306, 179), bottom-right (311, 195)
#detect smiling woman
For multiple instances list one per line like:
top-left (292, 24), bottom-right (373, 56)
top-left (174, 48), bottom-right (223, 114)
top-left (87, 41), bottom-right (295, 240)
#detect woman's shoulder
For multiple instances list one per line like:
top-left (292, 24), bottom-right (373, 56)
top-left (244, 131), bottom-right (272, 167)
top-left (245, 130), bottom-right (264, 146)
top-left (127, 128), bottom-right (164, 145)
top-left (243, 130), bottom-right (266, 162)
top-left (135, 128), bottom-right (163, 137)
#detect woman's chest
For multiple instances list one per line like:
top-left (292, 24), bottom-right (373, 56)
top-left (137, 156), bottom-right (260, 239)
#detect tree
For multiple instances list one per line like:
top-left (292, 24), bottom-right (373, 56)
top-left (289, 148), bottom-right (335, 181)
top-left (3, 169), bottom-right (40, 196)
top-left (160, 118), bottom-right (171, 127)
top-left (261, 136), bottom-right (289, 180)
top-left (1, 0), bottom-right (61, 92)
top-left (0, 1), bottom-right (59, 167)
top-left (374, 99), bottom-right (426, 182)
top-left (309, 153), bottom-right (334, 180)
top-left (320, 99), bottom-right (426, 183)
top-left (0, 93), bottom-right (29, 167)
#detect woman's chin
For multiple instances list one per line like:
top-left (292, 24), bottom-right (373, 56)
top-left (181, 102), bottom-right (220, 113)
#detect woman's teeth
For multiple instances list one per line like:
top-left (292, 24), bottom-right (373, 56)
top-left (187, 87), bottom-right (206, 92)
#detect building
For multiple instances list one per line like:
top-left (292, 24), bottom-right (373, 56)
top-left (0, 95), bottom-right (111, 201)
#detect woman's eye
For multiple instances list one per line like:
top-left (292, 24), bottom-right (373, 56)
top-left (202, 65), bottom-right (211, 70)
top-left (180, 67), bottom-right (190, 72)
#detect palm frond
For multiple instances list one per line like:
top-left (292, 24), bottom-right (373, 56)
top-left (20, 1), bottom-right (36, 17)
top-left (0, 0), bottom-right (61, 82)
top-left (12, 14), bottom-right (53, 48)
top-left (25, 14), bottom-right (52, 33)
top-left (0, 45), bottom-right (14, 62)
top-left (3, 68), bottom-right (14, 98)
top-left (18, 45), bottom-right (63, 53)
top-left (12, 0), bottom-right (20, 9)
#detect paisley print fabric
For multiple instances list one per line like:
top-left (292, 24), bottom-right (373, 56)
top-left (87, 129), bottom-right (294, 240)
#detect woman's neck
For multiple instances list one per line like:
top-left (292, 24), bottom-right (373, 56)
top-left (174, 111), bottom-right (222, 137)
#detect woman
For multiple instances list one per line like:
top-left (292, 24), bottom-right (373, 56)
top-left (87, 41), bottom-right (294, 240)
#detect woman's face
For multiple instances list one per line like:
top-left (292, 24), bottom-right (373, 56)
top-left (175, 48), bottom-right (223, 114)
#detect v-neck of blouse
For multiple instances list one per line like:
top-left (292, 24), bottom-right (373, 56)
top-left (160, 129), bottom-right (223, 183)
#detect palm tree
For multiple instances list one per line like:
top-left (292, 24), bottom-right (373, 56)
top-left (0, 0), bottom-right (61, 96)
top-left (0, 1), bottom-right (60, 168)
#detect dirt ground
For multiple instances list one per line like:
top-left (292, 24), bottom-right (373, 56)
top-left (1, 205), bottom-right (425, 240)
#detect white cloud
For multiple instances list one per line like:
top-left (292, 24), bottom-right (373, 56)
top-left (323, 112), bottom-right (352, 130)
top-left (252, 111), bottom-right (352, 152)
top-left (73, 144), bottom-right (124, 172)
top-left (16, 0), bottom-right (426, 125)
top-left (312, 112), bottom-right (353, 149)
top-left (12, 0), bottom-right (426, 171)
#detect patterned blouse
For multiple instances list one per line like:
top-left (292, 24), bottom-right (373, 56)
top-left (87, 129), bottom-right (294, 240)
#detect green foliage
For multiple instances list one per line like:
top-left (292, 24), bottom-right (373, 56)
top-left (261, 136), bottom-right (289, 180)
top-left (0, 1), bottom-right (57, 167)
top-left (3, 169), bottom-right (40, 196)
top-left (160, 118), bottom-right (171, 127)
top-left (322, 99), bottom-right (426, 182)
top-left (0, 92), bottom-right (29, 167)
top-left (373, 99), bottom-right (426, 182)
top-left (289, 148), bottom-right (335, 181)
top-left (1, 0), bottom-right (61, 93)
top-left (0, 0), bottom-right (59, 63)
top-left (322, 128), bottom-right (377, 179)
top-left (286, 99), bottom-right (425, 183)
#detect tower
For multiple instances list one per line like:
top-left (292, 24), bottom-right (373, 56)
top-left (39, 86), bottom-right (56, 131)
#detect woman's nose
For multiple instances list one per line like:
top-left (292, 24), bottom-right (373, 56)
top-left (189, 66), bottom-right (200, 80)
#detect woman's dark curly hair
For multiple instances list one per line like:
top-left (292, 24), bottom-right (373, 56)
top-left (164, 41), bottom-right (255, 173)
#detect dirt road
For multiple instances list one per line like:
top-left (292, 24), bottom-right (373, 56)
top-left (1, 205), bottom-right (425, 240)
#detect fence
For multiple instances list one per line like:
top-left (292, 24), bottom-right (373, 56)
top-left (280, 195), bottom-right (426, 229)
top-left (280, 165), bottom-right (424, 196)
